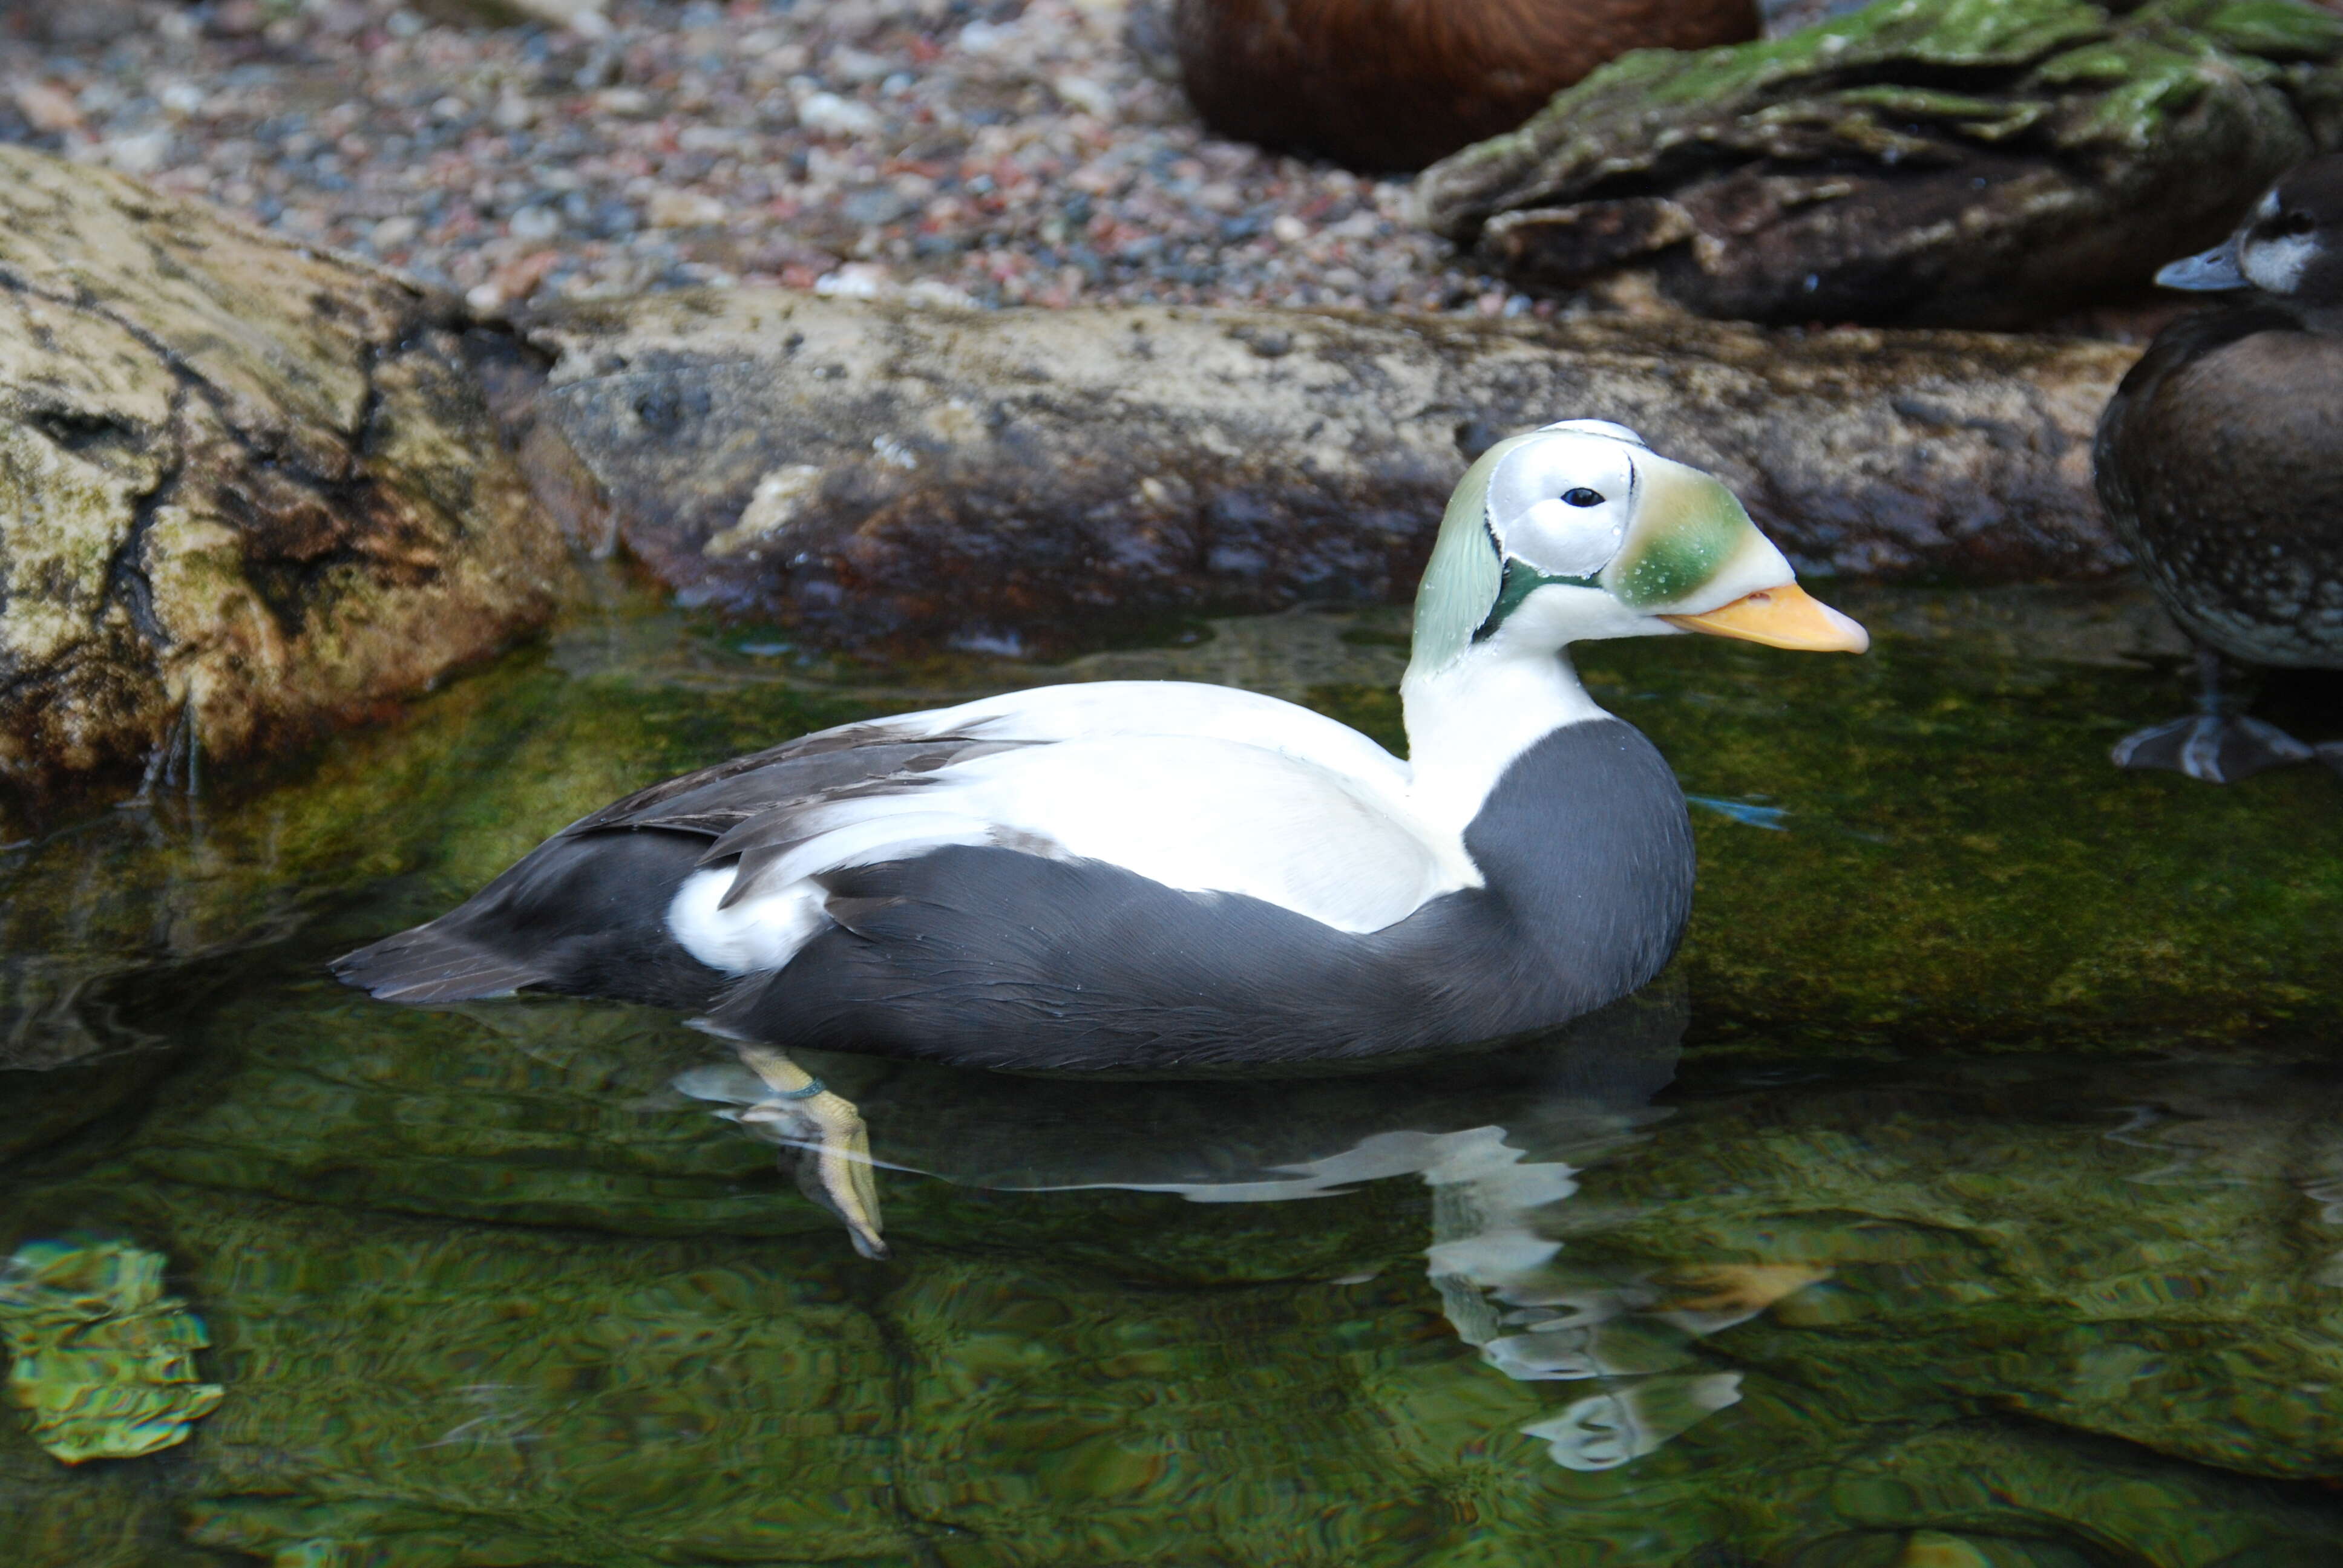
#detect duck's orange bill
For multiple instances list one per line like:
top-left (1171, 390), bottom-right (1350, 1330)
top-left (1660, 583), bottom-right (1869, 653)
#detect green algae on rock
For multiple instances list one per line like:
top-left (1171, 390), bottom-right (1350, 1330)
top-left (0, 1238), bottom-right (221, 1463)
top-left (1554, 1054), bottom-right (2343, 1494)
top-left (0, 143), bottom-right (571, 833)
top-left (1418, 0), bottom-right (2343, 325)
top-left (15, 1051), bottom-right (2343, 1563)
top-left (1310, 588), bottom-right (2343, 1054)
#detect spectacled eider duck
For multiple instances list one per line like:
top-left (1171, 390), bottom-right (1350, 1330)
top-left (2096, 155), bottom-right (2343, 783)
top-left (334, 422), bottom-right (1866, 1256)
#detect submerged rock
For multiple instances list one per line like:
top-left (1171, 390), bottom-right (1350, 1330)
top-left (1418, 0), bottom-right (2343, 326)
top-left (1578, 1056), bottom-right (2343, 1489)
top-left (13, 1053), bottom-right (2343, 1563)
top-left (0, 1238), bottom-right (221, 1464)
top-left (522, 291), bottom-right (2135, 655)
top-left (0, 146), bottom-right (569, 829)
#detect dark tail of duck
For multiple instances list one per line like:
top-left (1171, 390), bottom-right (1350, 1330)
top-left (330, 828), bottom-right (730, 1011)
top-left (330, 926), bottom-right (550, 1004)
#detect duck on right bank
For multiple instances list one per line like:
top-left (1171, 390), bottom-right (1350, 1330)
top-left (2095, 155), bottom-right (2343, 783)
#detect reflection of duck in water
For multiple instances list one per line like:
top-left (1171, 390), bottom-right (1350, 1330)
top-left (1169, 0), bottom-right (1760, 171)
top-left (2097, 156), bottom-right (2343, 782)
top-left (334, 421), bottom-right (1866, 1257)
top-left (686, 982), bottom-right (1753, 1471)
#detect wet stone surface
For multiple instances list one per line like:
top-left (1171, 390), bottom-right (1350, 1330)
top-left (523, 291), bottom-right (2140, 656)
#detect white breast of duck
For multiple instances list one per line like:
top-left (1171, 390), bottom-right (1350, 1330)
top-left (334, 422), bottom-right (1865, 1073)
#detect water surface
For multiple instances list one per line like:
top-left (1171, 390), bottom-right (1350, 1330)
top-left (5, 584), bottom-right (2342, 1566)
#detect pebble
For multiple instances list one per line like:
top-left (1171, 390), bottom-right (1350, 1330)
top-left (0, 0), bottom-right (1531, 319)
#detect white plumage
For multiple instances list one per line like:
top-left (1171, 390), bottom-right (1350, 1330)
top-left (666, 679), bottom-right (1499, 976)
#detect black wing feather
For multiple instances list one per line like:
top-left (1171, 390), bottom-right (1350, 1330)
top-left (334, 724), bottom-right (1040, 1007)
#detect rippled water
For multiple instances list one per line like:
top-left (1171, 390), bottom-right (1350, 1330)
top-left (5, 583), bottom-right (2343, 1566)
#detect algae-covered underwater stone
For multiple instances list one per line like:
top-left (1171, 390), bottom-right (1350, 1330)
top-left (15, 1051), bottom-right (2343, 1564)
top-left (1556, 1054), bottom-right (2343, 1485)
top-left (1418, 0), bottom-right (2343, 325)
top-left (0, 1238), bottom-right (221, 1464)
top-left (1312, 587), bottom-right (2343, 1054)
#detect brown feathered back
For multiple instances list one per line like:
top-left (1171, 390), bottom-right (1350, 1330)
top-left (1173, 0), bottom-right (1760, 172)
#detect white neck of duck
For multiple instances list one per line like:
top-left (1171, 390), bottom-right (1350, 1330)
top-left (1399, 585), bottom-right (1645, 834)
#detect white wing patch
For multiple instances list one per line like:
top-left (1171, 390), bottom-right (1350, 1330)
top-left (873, 681), bottom-right (1411, 785)
top-left (663, 722), bottom-right (1478, 978)
top-left (667, 869), bottom-right (829, 975)
top-left (929, 735), bottom-right (1474, 931)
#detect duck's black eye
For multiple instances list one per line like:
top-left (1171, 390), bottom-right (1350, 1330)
top-left (1561, 488), bottom-right (1605, 508)
top-left (2278, 210), bottom-right (2317, 237)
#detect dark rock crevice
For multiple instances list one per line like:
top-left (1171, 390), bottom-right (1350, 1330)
top-left (99, 397), bottom-right (180, 655)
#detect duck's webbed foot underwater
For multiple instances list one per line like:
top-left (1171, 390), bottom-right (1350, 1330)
top-left (733, 1044), bottom-right (888, 1260)
top-left (2112, 648), bottom-right (2318, 783)
top-left (2114, 713), bottom-right (2317, 782)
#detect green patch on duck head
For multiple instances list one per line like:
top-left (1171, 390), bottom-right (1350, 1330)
top-left (1603, 460), bottom-right (1758, 612)
top-left (1404, 434), bottom-right (1532, 682)
top-left (1474, 562), bottom-right (1602, 641)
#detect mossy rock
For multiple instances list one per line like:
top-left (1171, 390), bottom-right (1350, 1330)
top-left (0, 143), bottom-right (572, 838)
top-left (0, 1238), bottom-right (223, 1464)
top-left (1418, 0), bottom-right (2343, 325)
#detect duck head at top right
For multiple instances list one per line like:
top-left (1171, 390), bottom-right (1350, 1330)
top-left (2158, 155), bottom-right (2343, 308)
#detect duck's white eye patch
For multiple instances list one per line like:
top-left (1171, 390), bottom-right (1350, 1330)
top-left (2244, 231), bottom-right (2315, 293)
top-left (1486, 432), bottom-right (1636, 578)
top-left (1507, 495), bottom-right (1625, 578)
top-left (1490, 431), bottom-right (1640, 578)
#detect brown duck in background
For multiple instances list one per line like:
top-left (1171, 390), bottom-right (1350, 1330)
top-left (2095, 155), bottom-right (2343, 783)
top-left (1170, 0), bottom-right (1761, 172)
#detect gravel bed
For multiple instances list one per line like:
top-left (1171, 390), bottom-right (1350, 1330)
top-left (0, 0), bottom-right (1538, 318)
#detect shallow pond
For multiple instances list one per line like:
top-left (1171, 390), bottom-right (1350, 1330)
top-left (5, 583), bottom-right (2343, 1566)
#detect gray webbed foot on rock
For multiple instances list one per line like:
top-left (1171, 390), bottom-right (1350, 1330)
top-left (734, 1045), bottom-right (888, 1260)
top-left (2111, 714), bottom-right (2315, 783)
